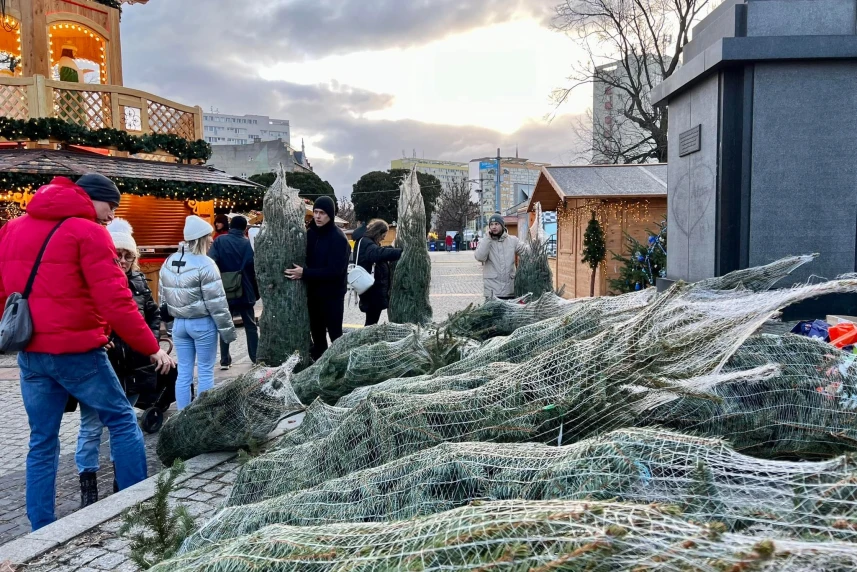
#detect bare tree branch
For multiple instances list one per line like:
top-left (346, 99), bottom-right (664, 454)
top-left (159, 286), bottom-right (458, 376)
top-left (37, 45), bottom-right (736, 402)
top-left (433, 177), bottom-right (480, 236)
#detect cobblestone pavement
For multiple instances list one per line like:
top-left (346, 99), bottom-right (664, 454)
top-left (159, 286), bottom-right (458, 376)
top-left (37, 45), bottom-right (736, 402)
top-left (0, 251), bottom-right (483, 548)
top-left (21, 459), bottom-right (241, 572)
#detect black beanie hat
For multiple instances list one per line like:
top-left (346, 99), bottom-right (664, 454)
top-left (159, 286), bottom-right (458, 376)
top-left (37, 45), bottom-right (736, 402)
top-left (230, 215), bottom-right (248, 231)
top-left (76, 173), bottom-right (121, 206)
top-left (313, 196), bottom-right (336, 221)
top-left (489, 213), bottom-right (505, 229)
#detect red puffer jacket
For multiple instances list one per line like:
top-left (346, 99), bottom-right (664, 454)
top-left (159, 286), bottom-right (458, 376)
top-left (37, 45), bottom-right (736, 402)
top-left (0, 177), bottom-right (160, 356)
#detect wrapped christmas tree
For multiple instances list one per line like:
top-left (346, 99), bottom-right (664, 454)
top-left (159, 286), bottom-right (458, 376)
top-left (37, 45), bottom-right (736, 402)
top-left (388, 166), bottom-right (433, 325)
top-left (514, 201), bottom-right (554, 298)
top-left (255, 165), bottom-right (312, 368)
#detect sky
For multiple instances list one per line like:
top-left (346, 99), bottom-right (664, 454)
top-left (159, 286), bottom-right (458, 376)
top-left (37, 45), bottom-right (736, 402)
top-left (121, 0), bottom-right (593, 197)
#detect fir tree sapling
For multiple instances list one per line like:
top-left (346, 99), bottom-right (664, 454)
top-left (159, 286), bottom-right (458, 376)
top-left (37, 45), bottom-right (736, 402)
top-left (255, 165), bottom-right (312, 368)
top-left (120, 460), bottom-right (195, 569)
top-left (608, 219), bottom-right (667, 294)
top-left (581, 214), bottom-right (606, 297)
top-left (388, 166), bottom-right (433, 325)
top-left (514, 202), bottom-right (554, 298)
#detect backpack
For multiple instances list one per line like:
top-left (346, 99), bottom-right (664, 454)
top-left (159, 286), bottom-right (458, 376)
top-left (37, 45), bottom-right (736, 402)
top-left (0, 220), bottom-right (65, 352)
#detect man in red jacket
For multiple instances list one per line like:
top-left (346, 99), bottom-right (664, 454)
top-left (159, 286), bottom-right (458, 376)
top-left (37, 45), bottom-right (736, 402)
top-left (0, 174), bottom-right (174, 531)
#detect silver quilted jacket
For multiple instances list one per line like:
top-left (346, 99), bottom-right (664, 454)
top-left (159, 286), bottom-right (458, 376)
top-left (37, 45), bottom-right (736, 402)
top-left (159, 246), bottom-right (237, 343)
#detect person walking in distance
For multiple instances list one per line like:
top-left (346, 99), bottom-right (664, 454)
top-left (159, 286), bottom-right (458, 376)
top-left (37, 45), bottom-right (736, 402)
top-left (0, 174), bottom-right (174, 531)
top-left (354, 219), bottom-right (402, 326)
top-left (285, 197), bottom-right (350, 360)
top-left (76, 218), bottom-right (163, 507)
top-left (208, 215), bottom-right (259, 369)
top-left (445, 233), bottom-right (453, 253)
top-left (474, 213), bottom-right (525, 300)
top-left (160, 216), bottom-right (236, 409)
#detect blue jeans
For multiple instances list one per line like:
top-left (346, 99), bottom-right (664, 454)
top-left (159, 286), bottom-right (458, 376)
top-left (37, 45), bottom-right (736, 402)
top-left (76, 393), bottom-right (140, 474)
top-left (174, 317), bottom-right (218, 410)
top-left (18, 350), bottom-right (147, 531)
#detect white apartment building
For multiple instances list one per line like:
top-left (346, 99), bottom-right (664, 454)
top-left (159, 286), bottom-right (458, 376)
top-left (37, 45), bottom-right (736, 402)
top-left (202, 113), bottom-right (291, 146)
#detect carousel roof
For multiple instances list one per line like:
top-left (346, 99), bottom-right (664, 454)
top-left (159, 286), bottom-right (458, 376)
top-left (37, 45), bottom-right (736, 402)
top-left (0, 148), bottom-right (258, 187)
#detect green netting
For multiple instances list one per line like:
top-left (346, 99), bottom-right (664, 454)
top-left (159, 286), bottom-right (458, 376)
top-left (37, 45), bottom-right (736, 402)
top-left (182, 427), bottom-right (857, 551)
top-left (226, 276), bottom-right (857, 507)
top-left (156, 357), bottom-right (303, 465)
top-left (156, 500), bottom-right (857, 572)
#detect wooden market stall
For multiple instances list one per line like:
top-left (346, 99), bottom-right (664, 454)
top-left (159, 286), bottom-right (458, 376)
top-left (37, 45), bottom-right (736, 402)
top-left (529, 164), bottom-right (668, 298)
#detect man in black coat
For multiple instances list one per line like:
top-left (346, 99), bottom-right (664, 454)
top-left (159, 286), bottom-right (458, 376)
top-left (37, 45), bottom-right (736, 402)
top-left (285, 197), bottom-right (351, 360)
top-left (208, 215), bottom-right (260, 368)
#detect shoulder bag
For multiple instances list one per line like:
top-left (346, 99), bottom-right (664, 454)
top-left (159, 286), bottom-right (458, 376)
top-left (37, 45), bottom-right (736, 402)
top-left (347, 238), bottom-right (375, 295)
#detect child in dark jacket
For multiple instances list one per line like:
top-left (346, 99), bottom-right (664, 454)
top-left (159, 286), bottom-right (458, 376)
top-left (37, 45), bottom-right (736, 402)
top-left (75, 218), bottom-right (162, 507)
top-left (355, 219), bottom-right (403, 326)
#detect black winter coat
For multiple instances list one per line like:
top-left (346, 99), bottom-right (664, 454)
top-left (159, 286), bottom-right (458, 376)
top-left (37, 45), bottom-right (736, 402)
top-left (107, 271), bottom-right (161, 396)
top-left (208, 228), bottom-right (260, 309)
top-left (355, 237), bottom-right (402, 312)
top-left (305, 220), bottom-right (351, 299)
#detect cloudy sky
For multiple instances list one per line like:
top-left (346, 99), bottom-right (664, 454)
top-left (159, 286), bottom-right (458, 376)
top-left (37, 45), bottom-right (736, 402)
top-left (121, 0), bottom-right (592, 197)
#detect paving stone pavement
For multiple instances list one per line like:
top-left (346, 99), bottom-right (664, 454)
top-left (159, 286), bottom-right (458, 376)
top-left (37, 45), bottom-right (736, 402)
top-left (21, 459), bottom-right (241, 572)
top-left (0, 251), bottom-right (484, 552)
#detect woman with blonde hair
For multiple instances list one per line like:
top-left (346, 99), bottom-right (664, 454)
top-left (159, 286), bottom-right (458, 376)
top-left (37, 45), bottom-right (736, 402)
top-left (355, 219), bottom-right (402, 326)
top-left (159, 216), bottom-right (236, 409)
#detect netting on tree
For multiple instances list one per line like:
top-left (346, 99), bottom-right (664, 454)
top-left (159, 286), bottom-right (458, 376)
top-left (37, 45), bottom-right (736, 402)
top-left (288, 323), bottom-right (474, 404)
top-left (182, 427), bottom-right (857, 552)
top-left (156, 357), bottom-right (303, 465)
top-left (255, 165), bottom-right (312, 368)
top-left (514, 201), bottom-right (554, 298)
top-left (388, 167), bottom-right (432, 325)
top-left (157, 500), bottom-right (857, 572)
top-left (339, 289), bottom-right (657, 407)
top-left (225, 276), bottom-right (857, 507)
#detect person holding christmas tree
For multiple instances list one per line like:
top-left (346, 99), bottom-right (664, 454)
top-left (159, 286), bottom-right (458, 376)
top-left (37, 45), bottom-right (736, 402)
top-left (285, 197), bottom-right (351, 360)
top-left (474, 214), bottom-right (526, 300)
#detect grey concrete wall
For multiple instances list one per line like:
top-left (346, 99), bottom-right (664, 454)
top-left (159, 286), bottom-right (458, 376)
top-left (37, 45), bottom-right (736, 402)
top-left (684, 3), bottom-right (744, 63)
top-left (746, 0), bottom-right (857, 37)
top-left (749, 61), bottom-right (857, 283)
top-left (666, 73), bottom-right (720, 282)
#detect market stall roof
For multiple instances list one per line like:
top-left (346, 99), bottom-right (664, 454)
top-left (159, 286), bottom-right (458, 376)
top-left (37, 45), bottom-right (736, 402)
top-left (0, 148), bottom-right (263, 202)
top-left (529, 164), bottom-right (667, 212)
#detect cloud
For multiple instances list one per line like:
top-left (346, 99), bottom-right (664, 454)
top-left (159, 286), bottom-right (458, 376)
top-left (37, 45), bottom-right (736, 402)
top-left (122, 0), bottom-right (556, 64)
top-left (119, 1), bottom-right (586, 196)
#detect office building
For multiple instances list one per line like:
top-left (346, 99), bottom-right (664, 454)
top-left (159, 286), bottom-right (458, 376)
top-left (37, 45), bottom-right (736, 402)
top-left (390, 158), bottom-right (469, 189)
top-left (202, 113), bottom-right (291, 146)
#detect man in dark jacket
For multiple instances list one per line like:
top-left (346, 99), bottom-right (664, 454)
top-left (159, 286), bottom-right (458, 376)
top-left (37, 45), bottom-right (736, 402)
top-left (285, 197), bottom-right (350, 360)
top-left (0, 175), bottom-right (174, 531)
top-left (208, 215), bottom-right (260, 368)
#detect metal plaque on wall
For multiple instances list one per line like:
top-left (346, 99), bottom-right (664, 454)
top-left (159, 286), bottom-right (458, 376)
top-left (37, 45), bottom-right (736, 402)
top-left (679, 125), bottom-right (701, 157)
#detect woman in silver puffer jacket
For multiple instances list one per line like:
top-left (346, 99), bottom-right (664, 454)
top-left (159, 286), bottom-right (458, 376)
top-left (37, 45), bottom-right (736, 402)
top-left (160, 216), bottom-right (236, 409)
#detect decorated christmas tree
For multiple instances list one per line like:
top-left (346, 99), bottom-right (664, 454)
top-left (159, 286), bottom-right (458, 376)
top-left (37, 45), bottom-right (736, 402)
top-left (580, 214), bottom-right (606, 297)
top-left (255, 165), bottom-right (312, 367)
top-left (388, 167), bottom-right (433, 325)
top-left (514, 202), bottom-right (554, 298)
top-left (608, 218), bottom-right (667, 294)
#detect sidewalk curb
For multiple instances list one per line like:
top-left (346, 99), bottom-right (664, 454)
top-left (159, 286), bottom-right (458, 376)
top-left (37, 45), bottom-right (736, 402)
top-left (0, 451), bottom-right (236, 566)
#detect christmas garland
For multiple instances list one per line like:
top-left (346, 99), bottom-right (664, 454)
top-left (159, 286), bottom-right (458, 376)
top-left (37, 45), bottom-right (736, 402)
top-left (0, 118), bottom-right (212, 162)
top-left (0, 172), bottom-right (263, 203)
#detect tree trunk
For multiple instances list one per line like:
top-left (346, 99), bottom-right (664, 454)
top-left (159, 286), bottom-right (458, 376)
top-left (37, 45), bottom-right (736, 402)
top-left (590, 267), bottom-right (596, 297)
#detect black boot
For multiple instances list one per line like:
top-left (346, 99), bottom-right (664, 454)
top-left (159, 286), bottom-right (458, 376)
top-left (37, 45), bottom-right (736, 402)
top-left (79, 471), bottom-right (98, 508)
top-left (112, 462), bottom-right (119, 494)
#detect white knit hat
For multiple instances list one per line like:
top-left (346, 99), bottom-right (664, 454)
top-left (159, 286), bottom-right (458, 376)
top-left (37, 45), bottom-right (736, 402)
top-left (106, 218), bottom-right (137, 254)
top-left (184, 215), bottom-right (214, 241)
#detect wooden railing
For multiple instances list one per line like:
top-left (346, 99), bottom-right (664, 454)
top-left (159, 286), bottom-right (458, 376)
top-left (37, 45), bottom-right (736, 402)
top-left (0, 75), bottom-right (203, 141)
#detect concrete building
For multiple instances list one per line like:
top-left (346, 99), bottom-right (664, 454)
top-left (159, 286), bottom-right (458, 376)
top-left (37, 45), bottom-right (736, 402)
top-left (202, 113), bottom-right (291, 146)
top-left (207, 139), bottom-right (311, 179)
top-left (592, 59), bottom-right (667, 164)
top-left (390, 158), bottom-right (469, 190)
top-left (651, 0), bottom-right (857, 286)
top-left (468, 156), bottom-right (550, 223)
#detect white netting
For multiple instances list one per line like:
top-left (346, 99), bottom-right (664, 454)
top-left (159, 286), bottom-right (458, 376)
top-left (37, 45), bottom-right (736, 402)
top-left (224, 276), bottom-right (857, 507)
top-left (156, 356), bottom-right (303, 465)
top-left (182, 427), bottom-right (857, 551)
top-left (158, 500), bottom-right (857, 572)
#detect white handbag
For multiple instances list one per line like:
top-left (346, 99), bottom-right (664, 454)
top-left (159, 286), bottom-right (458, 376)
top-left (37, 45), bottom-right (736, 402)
top-left (347, 238), bottom-right (375, 295)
